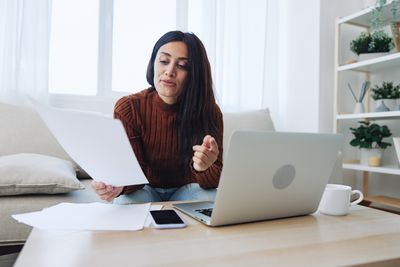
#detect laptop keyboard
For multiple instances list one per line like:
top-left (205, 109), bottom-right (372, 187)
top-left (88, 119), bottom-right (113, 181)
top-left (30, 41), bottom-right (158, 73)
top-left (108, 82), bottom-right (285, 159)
top-left (195, 208), bottom-right (213, 217)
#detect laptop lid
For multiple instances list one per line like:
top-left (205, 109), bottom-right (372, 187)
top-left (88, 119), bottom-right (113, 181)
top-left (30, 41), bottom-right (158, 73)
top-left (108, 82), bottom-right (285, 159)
top-left (208, 130), bottom-right (343, 226)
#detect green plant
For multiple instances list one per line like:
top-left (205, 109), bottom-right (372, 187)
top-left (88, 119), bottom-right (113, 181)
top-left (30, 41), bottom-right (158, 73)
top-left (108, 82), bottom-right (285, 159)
top-left (370, 81), bottom-right (400, 99)
top-left (350, 31), bottom-right (394, 55)
top-left (350, 121), bottom-right (392, 149)
top-left (370, 0), bottom-right (400, 32)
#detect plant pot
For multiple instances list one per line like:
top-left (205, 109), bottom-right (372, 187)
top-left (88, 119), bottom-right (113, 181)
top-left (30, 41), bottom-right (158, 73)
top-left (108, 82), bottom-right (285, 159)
top-left (359, 52), bottom-right (390, 61)
top-left (360, 148), bottom-right (384, 166)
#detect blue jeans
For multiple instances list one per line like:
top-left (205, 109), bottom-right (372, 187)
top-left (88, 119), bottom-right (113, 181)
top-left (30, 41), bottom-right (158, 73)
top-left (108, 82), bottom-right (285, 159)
top-left (113, 183), bottom-right (216, 205)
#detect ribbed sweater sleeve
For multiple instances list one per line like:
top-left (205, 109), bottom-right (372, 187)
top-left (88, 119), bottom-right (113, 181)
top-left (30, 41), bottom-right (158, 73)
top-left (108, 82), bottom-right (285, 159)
top-left (190, 107), bottom-right (224, 189)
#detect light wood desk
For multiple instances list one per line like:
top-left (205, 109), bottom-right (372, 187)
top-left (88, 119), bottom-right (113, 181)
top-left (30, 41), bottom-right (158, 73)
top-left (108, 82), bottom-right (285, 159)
top-left (14, 205), bottom-right (400, 267)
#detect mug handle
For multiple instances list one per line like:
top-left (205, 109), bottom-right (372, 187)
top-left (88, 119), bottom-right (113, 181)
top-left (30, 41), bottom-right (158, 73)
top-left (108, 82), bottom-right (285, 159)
top-left (350, 190), bottom-right (364, 206)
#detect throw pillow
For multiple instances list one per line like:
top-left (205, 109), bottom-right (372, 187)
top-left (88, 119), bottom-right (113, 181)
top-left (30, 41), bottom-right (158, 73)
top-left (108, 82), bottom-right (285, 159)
top-left (223, 109), bottom-right (275, 160)
top-left (0, 102), bottom-right (91, 179)
top-left (0, 153), bottom-right (85, 196)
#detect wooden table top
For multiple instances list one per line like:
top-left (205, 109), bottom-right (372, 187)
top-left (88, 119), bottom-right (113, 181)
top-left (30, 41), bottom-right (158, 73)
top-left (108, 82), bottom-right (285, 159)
top-left (14, 204), bottom-right (400, 267)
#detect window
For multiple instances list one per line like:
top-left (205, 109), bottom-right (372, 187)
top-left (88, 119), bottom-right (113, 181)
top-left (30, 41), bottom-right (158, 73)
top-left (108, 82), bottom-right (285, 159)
top-left (49, 0), bottom-right (178, 96)
top-left (49, 0), bottom-right (99, 95)
top-left (112, 0), bottom-right (176, 93)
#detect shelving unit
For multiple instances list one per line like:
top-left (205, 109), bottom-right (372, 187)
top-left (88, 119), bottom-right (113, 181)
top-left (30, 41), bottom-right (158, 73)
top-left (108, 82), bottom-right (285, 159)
top-left (343, 163), bottom-right (400, 175)
top-left (334, 1), bottom-right (400, 212)
top-left (337, 53), bottom-right (400, 72)
top-left (337, 110), bottom-right (400, 120)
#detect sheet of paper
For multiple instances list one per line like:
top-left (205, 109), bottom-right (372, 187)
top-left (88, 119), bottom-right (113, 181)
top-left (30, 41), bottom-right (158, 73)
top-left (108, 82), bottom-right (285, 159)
top-left (31, 99), bottom-right (148, 186)
top-left (12, 202), bottom-right (150, 231)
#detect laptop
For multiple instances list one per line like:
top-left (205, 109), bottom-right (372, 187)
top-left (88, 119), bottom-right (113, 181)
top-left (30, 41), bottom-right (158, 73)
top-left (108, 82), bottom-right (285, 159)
top-left (173, 131), bottom-right (343, 226)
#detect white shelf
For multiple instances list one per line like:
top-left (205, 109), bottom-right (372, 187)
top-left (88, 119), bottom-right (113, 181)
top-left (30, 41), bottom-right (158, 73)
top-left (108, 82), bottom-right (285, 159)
top-left (338, 53), bottom-right (400, 72)
top-left (338, 0), bottom-right (398, 26)
top-left (343, 163), bottom-right (400, 175)
top-left (337, 111), bottom-right (400, 120)
top-left (336, 1), bottom-right (400, 212)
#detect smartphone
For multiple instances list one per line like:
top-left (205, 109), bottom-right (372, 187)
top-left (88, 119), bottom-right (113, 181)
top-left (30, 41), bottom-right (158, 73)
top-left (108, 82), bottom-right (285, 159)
top-left (150, 209), bottom-right (186, 229)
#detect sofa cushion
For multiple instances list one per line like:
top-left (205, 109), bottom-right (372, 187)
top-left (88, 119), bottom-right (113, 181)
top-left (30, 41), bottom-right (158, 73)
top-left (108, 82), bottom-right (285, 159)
top-left (222, 109), bottom-right (275, 159)
top-left (0, 102), bottom-right (89, 178)
top-left (0, 153), bottom-right (84, 196)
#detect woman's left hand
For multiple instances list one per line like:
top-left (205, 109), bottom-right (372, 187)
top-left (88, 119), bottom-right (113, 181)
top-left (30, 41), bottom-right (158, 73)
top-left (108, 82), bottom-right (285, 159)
top-left (192, 135), bottom-right (219, 172)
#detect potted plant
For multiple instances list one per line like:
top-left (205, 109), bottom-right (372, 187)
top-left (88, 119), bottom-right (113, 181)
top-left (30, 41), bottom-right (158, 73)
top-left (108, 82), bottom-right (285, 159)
top-left (370, 0), bottom-right (400, 51)
top-left (350, 121), bottom-right (392, 166)
top-left (370, 81), bottom-right (400, 111)
top-left (350, 31), bottom-right (394, 60)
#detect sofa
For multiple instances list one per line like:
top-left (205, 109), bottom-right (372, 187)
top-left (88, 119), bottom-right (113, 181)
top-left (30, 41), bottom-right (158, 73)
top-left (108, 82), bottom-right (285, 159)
top-left (0, 102), bottom-right (104, 266)
top-left (0, 101), bottom-right (277, 264)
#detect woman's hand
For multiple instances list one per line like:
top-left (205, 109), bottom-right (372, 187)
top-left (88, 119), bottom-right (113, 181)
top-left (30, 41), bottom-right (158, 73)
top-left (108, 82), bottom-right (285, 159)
top-left (192, 135), bottom-right (219, 172)
top-left (91, 181), bottom-right (124, 202)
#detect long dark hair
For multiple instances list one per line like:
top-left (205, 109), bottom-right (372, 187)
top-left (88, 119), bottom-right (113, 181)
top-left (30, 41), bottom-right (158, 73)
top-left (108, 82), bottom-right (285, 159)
top-left (146, 31), bottom-right (219, 173)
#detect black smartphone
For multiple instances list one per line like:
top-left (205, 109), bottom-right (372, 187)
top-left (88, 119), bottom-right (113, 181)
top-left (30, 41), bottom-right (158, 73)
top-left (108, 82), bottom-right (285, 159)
top-left (149, 209), bottom-right (186, 229)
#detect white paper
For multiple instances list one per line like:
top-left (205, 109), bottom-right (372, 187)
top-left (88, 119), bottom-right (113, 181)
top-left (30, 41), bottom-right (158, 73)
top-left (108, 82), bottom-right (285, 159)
top-left (31, 100), bottom-right (148, 186)
top-left (12, 202), bottom-right (150, 231)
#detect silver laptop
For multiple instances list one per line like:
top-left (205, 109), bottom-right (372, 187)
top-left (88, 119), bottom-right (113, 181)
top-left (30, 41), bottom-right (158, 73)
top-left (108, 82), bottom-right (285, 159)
top-left (173, 131), bottom-right (343, 226)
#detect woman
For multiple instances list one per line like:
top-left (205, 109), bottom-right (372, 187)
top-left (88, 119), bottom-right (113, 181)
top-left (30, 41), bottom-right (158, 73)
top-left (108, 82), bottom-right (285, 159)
top-left (92, 31), bottom-right (223, 204)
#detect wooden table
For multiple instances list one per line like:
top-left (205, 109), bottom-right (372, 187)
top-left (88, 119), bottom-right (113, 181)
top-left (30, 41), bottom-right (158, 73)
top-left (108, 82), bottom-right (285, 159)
top-left (14, 205), bottom-right (400, 267)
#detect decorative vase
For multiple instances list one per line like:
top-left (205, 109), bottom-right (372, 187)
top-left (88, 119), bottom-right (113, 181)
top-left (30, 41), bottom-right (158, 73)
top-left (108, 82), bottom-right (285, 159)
top-left (375, 100), bottom-right (390, 112)
top-left (382, 99), bottom-right (397, 111)
top-left (360, 148), bottom-right (384, 166)
top-left (353, 102), bottom-right (365, 114)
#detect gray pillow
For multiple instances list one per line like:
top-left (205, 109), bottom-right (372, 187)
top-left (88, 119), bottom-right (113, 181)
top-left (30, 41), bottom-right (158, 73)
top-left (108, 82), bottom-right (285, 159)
top-left (0, 153), bottom-right (85, 195)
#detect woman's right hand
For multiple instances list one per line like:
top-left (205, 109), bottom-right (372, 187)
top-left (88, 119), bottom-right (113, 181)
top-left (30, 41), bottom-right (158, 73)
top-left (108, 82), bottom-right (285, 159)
top-left (91, 181), bottom-right (124, 202)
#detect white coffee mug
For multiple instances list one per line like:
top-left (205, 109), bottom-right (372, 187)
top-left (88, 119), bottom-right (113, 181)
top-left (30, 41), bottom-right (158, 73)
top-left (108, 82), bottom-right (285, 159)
top-left (318, 184), bottom-right (364, 216)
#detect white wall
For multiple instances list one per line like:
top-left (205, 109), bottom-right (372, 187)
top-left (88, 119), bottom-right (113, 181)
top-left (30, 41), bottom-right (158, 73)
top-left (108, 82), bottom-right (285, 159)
top-left (276, 0), bottom-right (367, 133)
top-left (319, 0), bottom-right (365, 133)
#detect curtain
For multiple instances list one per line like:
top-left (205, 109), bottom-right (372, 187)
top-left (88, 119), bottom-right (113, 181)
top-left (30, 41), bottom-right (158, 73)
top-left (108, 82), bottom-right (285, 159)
top-left (188, 0), bottom-right (280, 117)
top-left (0, 0), bottom-right (281, 118)
top-left (0, 0), bottom-right (51, 104)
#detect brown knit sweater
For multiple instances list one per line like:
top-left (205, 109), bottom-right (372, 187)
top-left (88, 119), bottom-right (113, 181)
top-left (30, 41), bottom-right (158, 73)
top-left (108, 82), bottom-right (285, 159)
top-left (114, 88), bottom-right (224, 195)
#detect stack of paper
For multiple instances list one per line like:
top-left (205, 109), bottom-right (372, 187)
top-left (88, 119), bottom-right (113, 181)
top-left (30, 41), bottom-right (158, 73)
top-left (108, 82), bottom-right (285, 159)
top-left (12, 202), bottom-right (151, 231)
